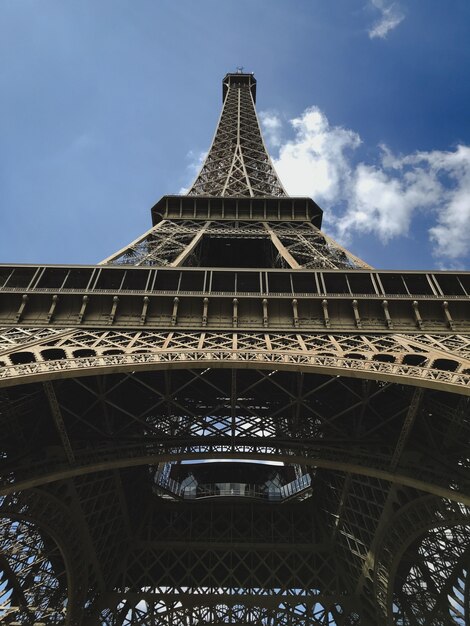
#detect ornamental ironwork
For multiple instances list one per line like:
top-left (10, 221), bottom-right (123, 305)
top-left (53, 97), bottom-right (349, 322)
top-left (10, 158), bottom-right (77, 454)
top-left (1, 72), bottom-right (469, 626)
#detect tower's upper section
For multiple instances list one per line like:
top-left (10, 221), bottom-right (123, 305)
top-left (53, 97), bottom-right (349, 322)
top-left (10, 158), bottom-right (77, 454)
top-left (188, 72), bottom-right (287, 198)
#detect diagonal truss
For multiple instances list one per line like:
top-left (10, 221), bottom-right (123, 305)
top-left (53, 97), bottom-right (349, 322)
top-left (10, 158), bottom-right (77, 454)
top-left (188, 73), bottom-right (286, 197)
top-left (1, 71), bottom-right (469, 626)
top-left (102, 218), bottom-right (370, 268)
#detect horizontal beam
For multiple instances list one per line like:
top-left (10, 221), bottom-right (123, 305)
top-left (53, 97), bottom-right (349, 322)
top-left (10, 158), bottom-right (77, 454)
top-left (95, 590), bottom-right (347, 609)
top-left (2, 264), bottom-right (469, 298)
top-left (2, 447), bottom-right (470, 506)
top-left (131, 540), bottom-right (331, 552)
top-left (1, 348), bottom-right (470, 395)
top-left (1, 293), bottom-right (466, 332)
top-left (150, 195), bottom-right (322, 226)
top-left (0, 265), bottom-right (469, 332)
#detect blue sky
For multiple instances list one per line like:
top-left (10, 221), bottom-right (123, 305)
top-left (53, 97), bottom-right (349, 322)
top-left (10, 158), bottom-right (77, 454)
top-left (1, 0), bottom-right (469, 269)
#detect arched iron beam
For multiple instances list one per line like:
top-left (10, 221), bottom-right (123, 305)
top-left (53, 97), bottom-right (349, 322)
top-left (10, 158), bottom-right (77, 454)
top-left (373, 495), bottom-right (470, 624)
top-left (0, 489), bottom-right (88, 625)
top-left (1, 449), bottom-right (469, 507)
top-left (1, 350), bottom-right (470, 395)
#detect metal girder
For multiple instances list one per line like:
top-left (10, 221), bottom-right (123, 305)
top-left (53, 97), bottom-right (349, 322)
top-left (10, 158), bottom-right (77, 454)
top-left (0, 489), bottom-right (90, 624)
top-left (1, 262), bottom-right (468, 331)
top-left (43, 381), bottom-right (76, 464)
top-left (390, 388), bottom-right (424, 470)
top-left (1, 335), bottom-right (470, 396)
top-left (373, 494), bottom-right (470, 624)
top-left (2, 369), bottom-right (470, 504)
top-left (1, 70), bottom-right (470, 626)
top-left (188, 74), bottom-right (286, 198)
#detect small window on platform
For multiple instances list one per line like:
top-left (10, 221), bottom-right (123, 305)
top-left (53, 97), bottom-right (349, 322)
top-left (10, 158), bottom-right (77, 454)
top-left (10, 352), bottom-right (36, 364)
top-left (41, 349), bottom-right (66, 361)
top-left (3, 267), bottom-right (36, 289)
top-left (432, 358), bottom-right (458, 372)
top-left (96, 270), bottom-right (125, 290)
top-left (267, 273), bottom-right (292, 294)
top-left (292, 273), bottom-right (316, 294)
top-left (323, 273), bottom-right (349, 294)
top-left (154, 271), bottom-right (180, 291)
top-left (402, 274), bottom-right (433, 295)
top-left (63, 269), bottom-right (94, 289)
top-left (347, 273), bottom-right (376, 295)
top-left (212, 272), bottom-right (236, 292)
top-left (121, 269), bottom-right (150, 291)
top-left (403, 354), bottom-right (427, 366)
top-left (237, 272), bottom-right (260, 293)
top-left (373, 354), bottom-right (395, 363)
top-left (180, 272), bottom-right (204, 292)
top-left (378, 274), bottom-right (408, 295)
top-left (37, 268), bottom-right (69, 289)
top-left (435, 274), bottom-right (467, 296)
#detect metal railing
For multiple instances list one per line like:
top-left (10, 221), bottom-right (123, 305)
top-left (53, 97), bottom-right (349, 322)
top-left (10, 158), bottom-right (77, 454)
top-left (154, 472), bottom-right (312, 502)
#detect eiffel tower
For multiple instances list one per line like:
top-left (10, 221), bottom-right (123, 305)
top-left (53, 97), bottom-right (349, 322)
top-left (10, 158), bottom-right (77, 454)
top-left (1, 70), bottom-right (470, 626)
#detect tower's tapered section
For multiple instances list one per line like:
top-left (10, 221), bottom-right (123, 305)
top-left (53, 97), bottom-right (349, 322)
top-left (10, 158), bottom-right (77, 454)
top-left (1, 72), bottom-right (470, 626)
top-left (188, 72), bottom-right (286, 197)
top-left (101, 71), bottom-right (369, 269)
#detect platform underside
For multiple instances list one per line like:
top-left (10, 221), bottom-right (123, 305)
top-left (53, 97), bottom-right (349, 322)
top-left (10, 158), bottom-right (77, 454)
top-left (2, 70), bottom-right (469, 625)
top-left (1, 342), bottom-right (470, 624)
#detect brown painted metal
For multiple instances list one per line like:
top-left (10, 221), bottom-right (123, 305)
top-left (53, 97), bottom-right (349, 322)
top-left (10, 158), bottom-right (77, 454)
top-left (1, 72), bottom-right (469, 626)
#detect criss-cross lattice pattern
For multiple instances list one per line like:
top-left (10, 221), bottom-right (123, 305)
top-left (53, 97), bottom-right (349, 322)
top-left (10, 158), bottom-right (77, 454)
top-left (2, 328), bottom-right (470, 394)
top-left (1, 70), bottom-right (470, 626)
top-left (188, 76), bottom-right (286, 197)
top-left (103, 220), bottom-right (366, 268)
top-left (99, 602), bottom-right (361, 626)
top-left (0, 518), bottom-right (67, 624)
top-left (2, 362), bottom-right (470, 623)
top-left (396, 525), bottom-right (470, 624)
top-left (2, 349), bottom-right (470, 625)
top-left (373, 495), bottom-right (470, 625)
top-left (0, 490), bottom-right (89, 625)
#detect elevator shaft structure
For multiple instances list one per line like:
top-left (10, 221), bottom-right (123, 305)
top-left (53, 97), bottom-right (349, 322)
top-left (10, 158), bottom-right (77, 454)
top-left (0, 72), bottom-right (470, 626)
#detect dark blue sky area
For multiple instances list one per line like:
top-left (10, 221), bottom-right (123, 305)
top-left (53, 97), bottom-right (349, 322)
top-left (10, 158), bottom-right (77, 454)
top-left (1, 0), bottom-right (469, 269)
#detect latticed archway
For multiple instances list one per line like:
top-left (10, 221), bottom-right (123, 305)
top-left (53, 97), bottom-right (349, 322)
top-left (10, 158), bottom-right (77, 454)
top-left (1, 71), bottom-right (469, 624)
top-left (373, 495), bottom-right (470, 625)
top-left (0, 490), bottom-right (88, 625)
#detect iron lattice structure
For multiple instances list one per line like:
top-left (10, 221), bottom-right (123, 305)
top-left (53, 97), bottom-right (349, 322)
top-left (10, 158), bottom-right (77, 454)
top-left (1, 71), bottom-right (470, 626)
top-left (188, 73), bottom-right (286, 197)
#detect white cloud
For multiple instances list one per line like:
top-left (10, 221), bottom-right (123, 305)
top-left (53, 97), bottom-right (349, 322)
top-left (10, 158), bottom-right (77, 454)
top-left (270, 109), bottom-right (470, 263)
top-left (272, 107), bottom-right (360, 202)
top-left (337, 151), bottom-right (442, 243)
top-left (368, 0), bottom-right (405, 39)
top-left (182, 104), bottom-right (470, 264)
top-left (426, 146), bottom-right (470, 259)
top-left (259, 111), bottom-right (283, 147)
top-left (179, 150), bottom-right (207, 194)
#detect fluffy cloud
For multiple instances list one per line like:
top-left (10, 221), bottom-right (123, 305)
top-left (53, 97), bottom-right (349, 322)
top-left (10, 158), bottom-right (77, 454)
top-left (368, 0), bottom-right (405, 39)
top-left (267, 109), bottom-right (470, 264)
top-left (337, 150), bottom-right (442, 242)
top-left (426, 146), bottom-right (470, 259)
top-left (179, 150), bottom-right (207, 194)
top-left (265, 107), bottom-right (360, 202)
top-left (259, 111), bottom-right (283, 147)
top-left (183, 106), bottom-right (470, 264)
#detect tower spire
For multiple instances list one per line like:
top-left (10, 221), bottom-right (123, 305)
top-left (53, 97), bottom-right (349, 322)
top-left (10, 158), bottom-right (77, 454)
top-left (1, 70), bottom-right (469, 626)
top-left (188, 72), bottom-right (286, 197)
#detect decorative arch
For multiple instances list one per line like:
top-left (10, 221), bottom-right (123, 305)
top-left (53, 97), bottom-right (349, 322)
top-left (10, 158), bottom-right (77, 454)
top-left (1, 349), bottom-right (470, 396)
top-left (374, 495), bottom-right (470, 625)
top-left (0, 490), bottom-right (89, 625)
